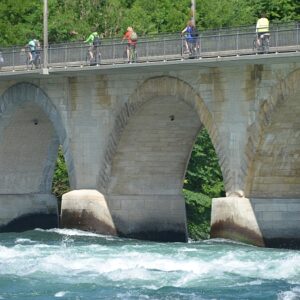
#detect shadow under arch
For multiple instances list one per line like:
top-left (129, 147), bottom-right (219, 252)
top-left (0, 82), bottom-right (74, 231)
top-left (100, 75), bottom-right (226, 241)
top-left (99, 75), bottom-right (228, 193)
top-left (245, 68), bottom-right (300, 197)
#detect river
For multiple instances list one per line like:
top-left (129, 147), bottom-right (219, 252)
top-left (0, 229), bottom-right (299, 299)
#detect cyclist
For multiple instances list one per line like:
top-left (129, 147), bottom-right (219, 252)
top-left (84, 31), bottom-right (100, 63)
top-left (27, 38), bottom-right (38, 63)
top-left (122, 27), bottom-right (137, 63)
top-left (256, 13), bottom-right (269, 47)
top-left (181, 20), bottom-right (196, 54)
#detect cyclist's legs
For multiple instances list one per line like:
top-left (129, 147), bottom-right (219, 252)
top-left (88, 45), bottom-right (94, 60)
top-left (130, 44), bottom-right (136, 62)
top-left (126, 44), bottom-right (131, 62)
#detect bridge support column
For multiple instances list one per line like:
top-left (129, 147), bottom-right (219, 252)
top-left (0, 194), bottom-right (58, 232)
top-left (61, 189), bottom-right (117, 236)
top-left (210, 197), bottom-right (265, 246)
top-left (107, 194), bottom-right (188, 242)
top-left (211, 197), bottom-right (300, 248)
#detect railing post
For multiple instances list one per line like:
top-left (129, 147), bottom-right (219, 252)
top-left (163, 37), bottom-right (166, 62)
top-left (198, 35), bottom-right (202, 59)
top-left (146, 38), bottom-right (149, 62)
top-left (64, 45), bottom-right (67, 67)
top-left (113, 40), bottom-right (115, 64)
top-left (297, 22), bottom-right (299, 49)
top-left (12, 47), bottom-right (15, 71)
top-left (275, 23), bottom-right (279, 52)
top-left (48, 44), bottom-right (51, 66)
top-left (236, 30), bottom-right (239, 54)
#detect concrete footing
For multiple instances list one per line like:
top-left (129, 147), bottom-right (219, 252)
top-left (0, 194), bottom-right (58, 232)
top-left (211, 197), bottom-right (300, 248)
top-left (61, 189), bottom-right (117, 236)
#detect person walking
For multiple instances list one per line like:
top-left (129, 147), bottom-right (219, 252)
top-left (84, 31), bottom-right (100, 63)
top-left (122, 27), bottom-right (138, 63)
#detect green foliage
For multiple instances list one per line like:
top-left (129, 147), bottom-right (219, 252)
top-left (197, 0), bottom-right (255, 29)
top-left (52, 146), bottom-right (70, 200)
top-left (183, 189), bottom-right (211, 240)
top-left (184, 128), bottom-right (225, 199)
top-left (249, 0), bottom-right (300, 22)
top-left (0, 0), bottom-right (298, 46)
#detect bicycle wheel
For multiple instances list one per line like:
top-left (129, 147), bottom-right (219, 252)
top-left (252, 38), bottom-right (257, 52)
top-left (263, 37), bottom-right (270, 53)
top-left (86, 51), bottom-right (91, 65)
top-left (132, 49), bottom-right (137, 62)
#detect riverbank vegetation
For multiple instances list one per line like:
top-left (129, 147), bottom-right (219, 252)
top-left (1, 0), bottom-right (298, 239)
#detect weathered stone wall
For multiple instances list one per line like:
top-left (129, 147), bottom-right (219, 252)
top-left (0, 56), bottom-right (299, 244)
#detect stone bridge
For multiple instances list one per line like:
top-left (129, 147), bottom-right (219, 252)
top-left (0, 52), bottom-right (300, 247)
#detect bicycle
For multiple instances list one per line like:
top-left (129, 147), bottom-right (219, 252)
top-left (181, 34), bottom-right (200, 58)
top-left (187, 39), bottom-right (200, 58)
top-left (25, 49), bottom-right (41, 70)
top-left (86, 45), bottom-right (101, 66)
top-left (253, 33), bottom-right (270, 54)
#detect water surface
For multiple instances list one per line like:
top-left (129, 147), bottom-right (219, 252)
top-left (0, 229), bottom-right (299, 299)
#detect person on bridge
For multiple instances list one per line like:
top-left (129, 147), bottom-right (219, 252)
top-left (181, 20), bottom-right (198, 55)
top-left (122, 27), bottom-right (138, 63)
top-left (27, 38), bottom-right (38, 63)
top-left (256, 13), bottom-right (270, 47)
top-left (84, 31), bottom-right (100, 63)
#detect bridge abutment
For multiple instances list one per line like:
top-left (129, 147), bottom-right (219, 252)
top-left (211, 197), bottom-right (300, 248)
top-left (0, 194), bottom-right (58, 232)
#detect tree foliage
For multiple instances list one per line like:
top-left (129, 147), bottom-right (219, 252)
top-left (184, 128), bottom-right (225, 199)
top-left (52, 146), bottom-right (70, 200)
top-left (0, 0), bottom-right (298, 46)
top-left (184, 189), bottom-right (211, 240)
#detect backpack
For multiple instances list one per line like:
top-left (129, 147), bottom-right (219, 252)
top-left (93, 35), bottom-right (101, 46)
top-left (130, 31), bottom-right (138, 41)
top-left (191, 27), bottom-right (199, 38)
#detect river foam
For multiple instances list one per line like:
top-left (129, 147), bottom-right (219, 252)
top-left (0, 229), bottom-right (299, 299)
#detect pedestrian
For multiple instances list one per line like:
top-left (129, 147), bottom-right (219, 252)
top-left (122, 26), bottom-right (138, 63)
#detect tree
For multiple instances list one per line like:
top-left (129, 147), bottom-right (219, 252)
top-left (184, 128), bottom-right (225, 199)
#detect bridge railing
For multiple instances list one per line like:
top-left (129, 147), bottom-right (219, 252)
top-left (0, 22), bottom-right (299, 72)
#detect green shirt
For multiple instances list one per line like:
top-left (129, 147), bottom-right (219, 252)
top-left (85, 32), bottom-right (98, 45)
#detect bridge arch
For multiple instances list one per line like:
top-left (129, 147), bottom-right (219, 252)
top-left (98, 76), bottom-right (228, 240)
top-left (100, 76), bottom-right (227, 193)
top-left (246, 68), bottom-right (300, 197)
top-left (0, 82), bottom-right (74, 193)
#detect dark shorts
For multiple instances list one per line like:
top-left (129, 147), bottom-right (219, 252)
top-left (258, 32), bottom-right (269, 38)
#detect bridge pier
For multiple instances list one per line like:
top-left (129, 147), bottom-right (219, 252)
top-left (61, 191), bottom-right (187, 241)
top-left (61, 190), bottom-right (117, 236)
top-left (0, 194), bottom-right (58, 232)
top-left (211, 197), bottom-right (300, 248)
top-left (107, 194), bottom-right (188, 242)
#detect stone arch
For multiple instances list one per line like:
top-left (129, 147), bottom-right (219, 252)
top-left (245, 68), bottom-right (300, 197)
top-left (99, 75), bottom-right (228, 193)
top-left (0, 82), bottom-right (74, 191)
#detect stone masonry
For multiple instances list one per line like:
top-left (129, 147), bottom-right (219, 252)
top-left (0, 53), bottom-right (299, 246)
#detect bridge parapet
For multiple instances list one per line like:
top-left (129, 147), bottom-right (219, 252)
top-left (0, 22), bottom-right (299, 73)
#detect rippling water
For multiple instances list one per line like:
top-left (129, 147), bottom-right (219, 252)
top-left (0, 229), bottom-right (300, 299)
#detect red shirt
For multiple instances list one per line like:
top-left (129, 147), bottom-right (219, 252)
top-left (123, 31), bottom-right (137, 45)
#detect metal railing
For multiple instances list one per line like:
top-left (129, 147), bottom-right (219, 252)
top-left (0, 22), bottom-right (299, 73)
